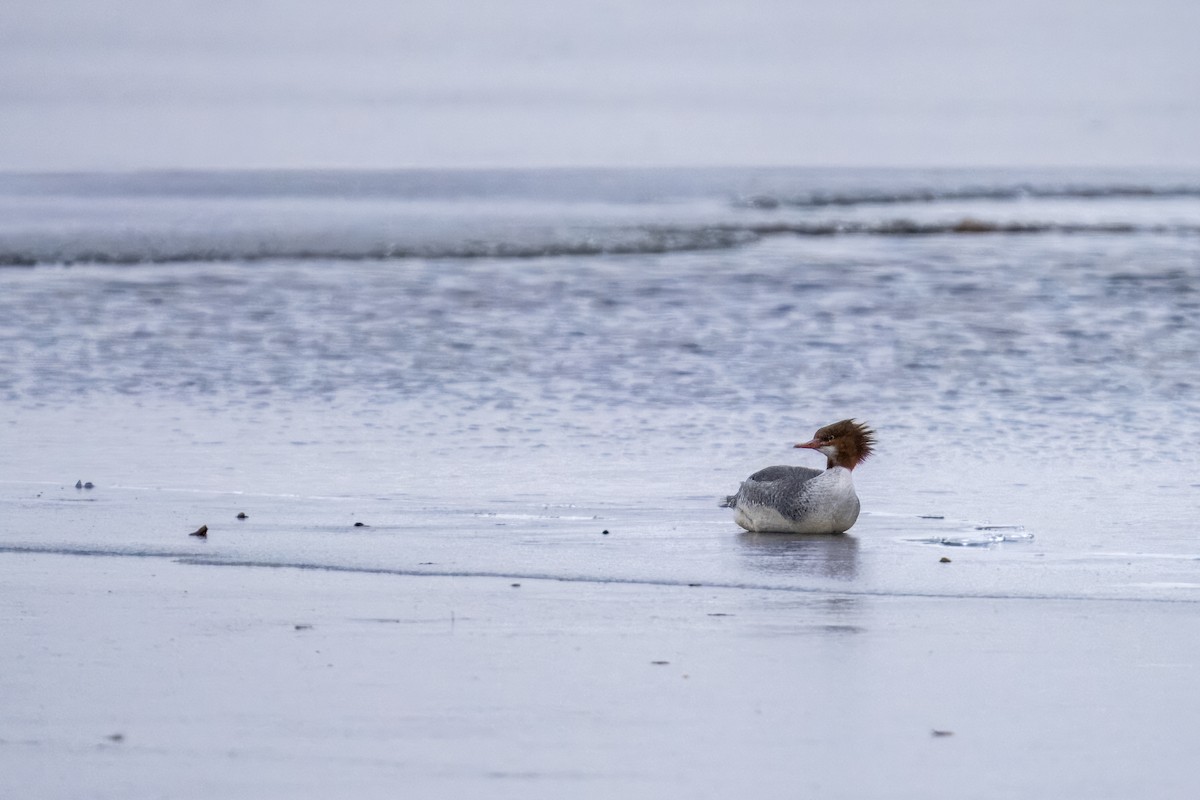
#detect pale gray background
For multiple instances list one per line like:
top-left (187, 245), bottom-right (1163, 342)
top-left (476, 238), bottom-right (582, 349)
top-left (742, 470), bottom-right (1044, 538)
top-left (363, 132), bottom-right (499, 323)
top-left (3, 0), bottom-right (1198, 170)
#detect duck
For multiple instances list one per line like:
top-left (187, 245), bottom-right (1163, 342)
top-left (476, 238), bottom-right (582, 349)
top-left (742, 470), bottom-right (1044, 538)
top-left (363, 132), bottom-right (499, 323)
top-left (722, 419), bottom-right (874, 533)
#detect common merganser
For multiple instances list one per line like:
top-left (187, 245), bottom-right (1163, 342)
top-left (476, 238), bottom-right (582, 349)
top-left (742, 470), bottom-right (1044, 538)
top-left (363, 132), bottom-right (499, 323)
top-left (722, 419), bottom-right (874, 534)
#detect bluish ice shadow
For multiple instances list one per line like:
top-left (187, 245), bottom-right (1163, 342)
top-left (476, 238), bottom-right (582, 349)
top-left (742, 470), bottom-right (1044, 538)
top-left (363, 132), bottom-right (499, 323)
top-left (736, 531), bottom-right (860, 580)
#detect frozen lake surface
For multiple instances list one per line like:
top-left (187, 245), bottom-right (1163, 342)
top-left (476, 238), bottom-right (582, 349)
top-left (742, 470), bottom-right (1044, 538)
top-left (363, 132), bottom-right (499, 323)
top-left (2, 168), bottom-right (1200, 797)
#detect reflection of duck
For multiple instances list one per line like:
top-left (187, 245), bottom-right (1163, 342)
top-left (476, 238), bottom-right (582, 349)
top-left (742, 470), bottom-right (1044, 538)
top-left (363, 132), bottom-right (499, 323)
top-left (722, 419), bottom-right (874, 533)
top-left (737, 531), bottom-right (860, 580)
